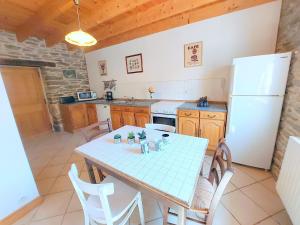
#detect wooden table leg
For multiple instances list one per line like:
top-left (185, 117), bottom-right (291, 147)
top-left (177, 206), bottom-right (186, 225)
top-left (84, 158), bottom-right (96, 184)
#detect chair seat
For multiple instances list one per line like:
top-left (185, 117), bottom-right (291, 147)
top-left (87, 175), bottom-right (138, 222)
top-left (191, 176), bottom-right (215, 213)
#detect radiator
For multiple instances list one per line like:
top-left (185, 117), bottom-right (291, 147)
top-left (276, 136), bottom-right (300, 225)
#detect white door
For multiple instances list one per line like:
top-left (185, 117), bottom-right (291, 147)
top-left (231, 52), bottom-right (291, 96)
top-left (226, 96), bottom-right (284, 169)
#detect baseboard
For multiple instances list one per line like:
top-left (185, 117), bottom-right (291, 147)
top-left (0, 197), bottom-right (43, 225)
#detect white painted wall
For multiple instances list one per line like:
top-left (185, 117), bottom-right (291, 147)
top-left (0, 74), bottom-right (39, 220)
top-left (85, 1), bottom-right (281, 102)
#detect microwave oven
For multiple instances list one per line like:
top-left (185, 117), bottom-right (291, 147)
top-left (77, 91), bottom-right (97, 101)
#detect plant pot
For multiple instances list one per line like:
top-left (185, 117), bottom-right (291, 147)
top-left (114, 137), bottom-right (121, 144)
top-left (127, 137), bottom-right (135, 145)
top-left (139, 137), bottom-right (146, 144)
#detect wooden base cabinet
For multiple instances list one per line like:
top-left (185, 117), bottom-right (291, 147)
top-left (178, 117), bottom-right (199, 137)
top-left (178, 109), bottom-right (226, 150)
top-left (60, 103), bottom-right (98, 133)
top-left (135, 113), bottom-right (150, 128)
top-left (122, 111), bottom-right (136, 126)
top-left (111, 111), bottom-right (123, 130)
top-left (110, 105), bottom-right (150, 130)
top-left (200, 119), bottom-right (224, 150)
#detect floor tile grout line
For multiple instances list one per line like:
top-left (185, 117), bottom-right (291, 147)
top-left (239, 183), bottom-right (284, 216)
top-left (220, 202), bottom-right (242, 225)
top-left (222, 177), bottom-right (282, 225)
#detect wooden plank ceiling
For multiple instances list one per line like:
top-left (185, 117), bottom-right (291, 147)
top-left (0, 0), bottom-right (274, 52)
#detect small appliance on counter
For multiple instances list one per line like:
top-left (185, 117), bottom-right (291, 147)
top-left (197, 96), bottom-right (208, 107)
top-left (77, 91), bottom-right (97, 101)
top-left (59, 96), bottom-right (75, 104)
top-left (105, 91), bottom-right (113, 101)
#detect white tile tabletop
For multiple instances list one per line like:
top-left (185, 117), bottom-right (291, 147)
top-left (75, 125), bottom-right (208, 208)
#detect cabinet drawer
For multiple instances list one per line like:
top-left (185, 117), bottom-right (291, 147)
top-left (200, 111), bottom-right (226, 120)
top-left (110, 105), bottom-right (123, 111)
top-left (134, 107), bottom-right (150, 114)
top-left (178, 110), bottom-right (199, 118)
top-left (110, 105), bottom-right (134, 112)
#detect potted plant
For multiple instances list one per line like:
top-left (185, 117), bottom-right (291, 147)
top-left (127, 132), bottom-right (135, 145)
top-left (114, 134), bottom-right (121, 144)
top-left (137, 130), bottom-right (146, 143)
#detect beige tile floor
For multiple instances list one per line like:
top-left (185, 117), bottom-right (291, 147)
top-left (13, 131), bottom-right (293, 225)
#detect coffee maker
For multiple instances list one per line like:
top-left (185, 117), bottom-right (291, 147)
top-left (105, 91), bottom-right (113, 101)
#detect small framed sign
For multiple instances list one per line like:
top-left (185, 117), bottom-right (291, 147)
top-left (184, 41), bottom-right (203, 67)
top-left (63, 69), bottom-right (76, 79)
top-left (98, 60), bottom-right (107, 76)
top-left (125, 53), bottom-right (143, 74)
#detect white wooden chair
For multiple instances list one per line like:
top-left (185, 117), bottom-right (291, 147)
top-left (164, 139), bottom-right (234, 225)
top-left (69, 164), bottom-right (145, 225)
top-left (145, 123), bottom-right (176, 133)
top-left (81, 119), bottom-right (112, 142)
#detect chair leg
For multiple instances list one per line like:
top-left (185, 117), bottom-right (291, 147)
top-left (163, 206), bottom-right (169, 225)
top-left (83, 211), bottom-right (90, 225)
top-left (137, 193), bottom-right (145, 225)
top-left (96, 167), bottom-right (105, 181)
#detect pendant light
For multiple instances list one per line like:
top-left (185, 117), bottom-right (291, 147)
top-left (65, 0), bottom-right (97, 47)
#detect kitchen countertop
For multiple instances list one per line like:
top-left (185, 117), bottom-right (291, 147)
top-left (61, 99), bottom-right (227, 112)
top-left (61, 99), bottom-right (158, 107)
top-left (177, 102), bottom-right (227, 112)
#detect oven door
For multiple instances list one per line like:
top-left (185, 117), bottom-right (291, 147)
top-left (151, 113), bottom-right (177, 127)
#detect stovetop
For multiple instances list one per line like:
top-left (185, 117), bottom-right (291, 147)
top-left (151, 101), bottom-right (185, 115)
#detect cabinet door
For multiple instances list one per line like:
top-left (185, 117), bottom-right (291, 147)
top-left (122, 111), bottom-right (136, 126)
top-left (135, 113), bottom-right (149, 128)
top-left (178, 117), bottom-right (199, 137)
top-left (70, 104), bottom-right (88, 130)
top-left (111, 111), bottom-right (123, 130)
top-left (200, 119), bottom-right (224, 150)
top-left (86, 104), bottom-right (98, 125)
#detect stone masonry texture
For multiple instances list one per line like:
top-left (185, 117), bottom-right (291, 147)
top-left (273, 0), bottom-right (300, 178)
top-left (0, 30), bottom-right (90, 131)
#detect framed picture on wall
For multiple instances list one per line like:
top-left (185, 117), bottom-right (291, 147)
top-left (62, 69), bottom-right (77, 79)
top-left (125, 53), bottom-right (143, 74)
top-left (184, 41), bottom-right (203, 67)
top-left (98, 60), bottom-right (107, 76)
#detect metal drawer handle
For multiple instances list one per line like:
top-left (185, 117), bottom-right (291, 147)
top-left (208, 114), bottom-right (216, 118)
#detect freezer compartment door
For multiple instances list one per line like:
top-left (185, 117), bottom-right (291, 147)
top-left (231, 52), bottom-right (291, 96)
top-left (226, 96), bottom-right (283, 169)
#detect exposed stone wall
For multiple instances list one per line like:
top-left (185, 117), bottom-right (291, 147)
top-left (0, 30), bottom-right (90, 131)
top-left (272, 0), bottom-right (300, 178)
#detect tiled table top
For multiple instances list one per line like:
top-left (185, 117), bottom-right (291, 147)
top-left (75, 125), bottom-right (208, 207)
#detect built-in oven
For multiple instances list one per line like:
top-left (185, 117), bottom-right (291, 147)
top-left (151, 113), bottom-right (177, 127)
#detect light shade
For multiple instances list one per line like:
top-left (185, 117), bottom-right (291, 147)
top-left (65, 29), bottom-right (97, 47)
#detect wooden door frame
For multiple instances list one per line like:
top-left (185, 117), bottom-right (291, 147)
top-left (0, 65), bottom-right (53, 131)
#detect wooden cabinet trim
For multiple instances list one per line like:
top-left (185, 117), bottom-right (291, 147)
top-left (178, 110), bottom-right (199, 118)
top-left (200, 111), bottom-right (226, 121)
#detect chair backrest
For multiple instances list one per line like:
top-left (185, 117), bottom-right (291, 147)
top-left (208, 138), bottom-right (232, 185)
top-left (68, 164), bottom-right (114, 224)
top-left (145, 123), bottom-right (176, 133)
top-left (81, 119), bottom-right (112, 142)
top-left (206, 138), bottom-right (234, 225)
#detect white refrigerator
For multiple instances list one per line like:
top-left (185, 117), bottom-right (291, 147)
top-left (226, 52), bottom-right (292, 169)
